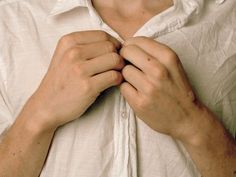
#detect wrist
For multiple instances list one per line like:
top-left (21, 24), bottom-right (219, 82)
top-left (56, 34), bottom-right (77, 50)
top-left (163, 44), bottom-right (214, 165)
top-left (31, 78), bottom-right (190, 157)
top-left (176, 103), bottom-right (219, 147)
top-left (18, 96), bottom-right (59, 135)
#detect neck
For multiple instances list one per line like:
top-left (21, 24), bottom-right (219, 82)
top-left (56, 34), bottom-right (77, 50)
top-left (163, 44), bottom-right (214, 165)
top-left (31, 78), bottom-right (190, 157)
top-left (92, 0), bottom-right (173, 39)
top-left (92, 0), bottom-right (173, 17)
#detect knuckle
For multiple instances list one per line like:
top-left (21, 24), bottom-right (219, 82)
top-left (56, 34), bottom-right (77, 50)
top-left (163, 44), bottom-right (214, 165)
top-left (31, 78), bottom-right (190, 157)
top-left (81, 79), bottom-right (92, 94)
top-left (186, 90), bottom-right (196, 102)
top-left (66, 46), bottom-right (83, 59)
top-left (67, 47), bottom-right (79, 58)
top-left (59, 34), bottom-right (74, 46)
top-left (110, 71), bottom-right (121, 84)
top-left (73, 63), bottom-right (87, 76)
top-left (105, 41), bottom-right (116, 52)
top-left (152, 66), bottom-right (169, 80)
top-left (111, 53), bottom-right (122, 66)
top-left (136, 96), bottom-right (150, 111)
top-left (165, 52), bottom-right (179, 65)
top-left (144, 83), bottom-right (156, 96)
top-left (98, 31), bottom-right (110, 41)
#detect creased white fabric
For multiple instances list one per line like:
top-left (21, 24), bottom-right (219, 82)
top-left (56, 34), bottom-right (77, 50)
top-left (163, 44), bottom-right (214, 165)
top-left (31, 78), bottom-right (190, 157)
top-left (0, 0), bottom-right (235, 177)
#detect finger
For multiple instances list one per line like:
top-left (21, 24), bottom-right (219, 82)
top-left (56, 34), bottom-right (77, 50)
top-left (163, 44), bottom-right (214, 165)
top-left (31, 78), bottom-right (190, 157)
top-left (120, 82), bottom-right (139, 108)
top-left (124, 37), bottom-right (170, 63)
top-left (67, 41), bottom-right (119, 61)
top-left (60, 30), bottom-right (120, 49)
top-left (83, 53), bottom-right (125, 76)
top-left (71, 30), bottom-right (120, 46)
top-left (53, 31), bottom-right (121, 62)
top-left (122, 65), bottom-right (149, 93)
top-left (120, 45), bottom-right (166, 75)
top-left (124, 37), bottom-right (192, 91)
top-left (91, 70), bottom-right (123, 93)
top-left (124, 37), bottom-right (180, 73)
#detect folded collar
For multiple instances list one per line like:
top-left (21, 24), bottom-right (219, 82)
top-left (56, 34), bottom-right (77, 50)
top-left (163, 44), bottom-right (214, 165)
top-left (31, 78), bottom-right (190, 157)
top-left (48, 0), bottom-right (88, 17)
top-left (47, 0), bottom-right (205, 38)
top-left (132, 0), bottom-right (204, 38)
top-left (48, 0), bottom-right (205, 17)
top-left (48, 0), bottom-right (227, 18)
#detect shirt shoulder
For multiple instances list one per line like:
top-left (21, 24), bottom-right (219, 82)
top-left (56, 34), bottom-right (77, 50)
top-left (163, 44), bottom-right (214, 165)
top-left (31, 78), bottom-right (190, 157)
top-left (0, 0), bottom-right (55, 18)
top-left (0, 0), bottom-right (17, 6)
top-left (0, 0), bottom-right (55, 45)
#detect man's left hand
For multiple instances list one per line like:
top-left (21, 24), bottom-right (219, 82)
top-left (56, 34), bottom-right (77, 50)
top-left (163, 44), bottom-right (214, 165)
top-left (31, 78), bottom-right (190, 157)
top-left (120, 37), bottom-right (204, 141)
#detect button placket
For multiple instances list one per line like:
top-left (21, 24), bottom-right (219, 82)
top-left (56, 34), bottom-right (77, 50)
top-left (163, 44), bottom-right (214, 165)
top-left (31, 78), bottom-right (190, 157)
top-left (121, 110), bottom-right (127, 119)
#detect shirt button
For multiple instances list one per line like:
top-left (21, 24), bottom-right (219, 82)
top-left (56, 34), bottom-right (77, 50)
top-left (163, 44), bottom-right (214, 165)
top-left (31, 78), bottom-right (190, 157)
top-left (121, 111), bottom-right (127, 119)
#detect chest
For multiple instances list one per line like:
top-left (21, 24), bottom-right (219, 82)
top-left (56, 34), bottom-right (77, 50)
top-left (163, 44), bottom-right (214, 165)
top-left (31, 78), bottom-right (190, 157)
top-left (1, 3), bottom-right (235, 122)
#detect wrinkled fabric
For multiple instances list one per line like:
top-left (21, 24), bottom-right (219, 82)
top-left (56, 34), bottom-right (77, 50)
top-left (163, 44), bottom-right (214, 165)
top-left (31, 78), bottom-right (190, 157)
top-left (0, 0), bottom-right (235, 177)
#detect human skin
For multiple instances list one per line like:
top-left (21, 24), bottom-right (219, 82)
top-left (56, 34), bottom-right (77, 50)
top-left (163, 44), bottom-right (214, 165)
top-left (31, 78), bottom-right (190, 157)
top-left (0, 31), bottom-right (125, 177)
top-left (0, 0), bottom-right (235, 177)
top-left (119, 37), bottom-right (236, 177)
top-left (92, 0), bottom-right (173, 39)
top-left (93, 0), bottom-right (236, 175)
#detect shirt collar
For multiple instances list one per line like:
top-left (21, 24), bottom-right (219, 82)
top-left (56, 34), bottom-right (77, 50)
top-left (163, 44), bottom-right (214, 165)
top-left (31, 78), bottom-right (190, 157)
top-left (133, 0), bottom-right (204, 38)
top-left (49, 0), bottom-right (88, 17)
top-left (48, 0), bottom-right (205, 17)
top-left (47, 0), bottom-right (204, 38)
top-left (48, 0), bottom-right (227, 18)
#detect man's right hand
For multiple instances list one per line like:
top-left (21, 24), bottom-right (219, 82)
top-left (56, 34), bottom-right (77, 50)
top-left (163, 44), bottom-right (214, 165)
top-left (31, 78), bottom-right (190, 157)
top-left (24, 31), bottom-right (124, 131)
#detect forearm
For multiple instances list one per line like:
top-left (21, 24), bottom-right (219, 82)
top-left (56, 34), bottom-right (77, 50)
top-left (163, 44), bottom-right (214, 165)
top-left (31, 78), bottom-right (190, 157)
top-left (0, 102), bottom-right (56, 177)
top-left (181, 106), bottom-right (236, 177)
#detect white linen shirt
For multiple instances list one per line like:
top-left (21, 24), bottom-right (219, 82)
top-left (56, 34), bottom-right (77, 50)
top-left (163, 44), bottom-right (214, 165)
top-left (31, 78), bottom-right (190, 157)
top-left (0, 0), bottom-right (236, 176)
